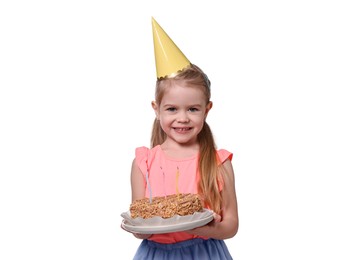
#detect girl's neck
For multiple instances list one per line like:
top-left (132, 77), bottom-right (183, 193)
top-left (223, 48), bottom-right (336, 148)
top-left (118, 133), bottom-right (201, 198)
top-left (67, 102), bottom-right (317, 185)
top-left (160, 141), bottom-right (199, 159)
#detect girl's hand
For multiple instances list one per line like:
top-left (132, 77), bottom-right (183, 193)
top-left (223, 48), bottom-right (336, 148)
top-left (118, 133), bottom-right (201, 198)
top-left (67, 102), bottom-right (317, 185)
top-left (132, 233), bottom-right (152, 239)
top-left (184, 212), bottom-right (221, 237)
top-left (212, 212), bottom-right (222, 223)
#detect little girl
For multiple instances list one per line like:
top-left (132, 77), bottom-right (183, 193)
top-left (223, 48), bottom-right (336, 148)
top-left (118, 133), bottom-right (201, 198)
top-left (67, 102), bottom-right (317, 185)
top-left (123, 18), bottom-right (239, 259)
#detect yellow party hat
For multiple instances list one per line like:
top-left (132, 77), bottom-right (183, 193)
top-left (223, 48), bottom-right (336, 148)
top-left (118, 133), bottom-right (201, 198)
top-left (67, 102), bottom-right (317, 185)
top-left (152, 17), bottom-right (191, 79)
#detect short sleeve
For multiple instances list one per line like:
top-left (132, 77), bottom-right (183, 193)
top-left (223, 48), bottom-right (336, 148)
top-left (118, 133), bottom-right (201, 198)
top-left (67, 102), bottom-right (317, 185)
top-left (135, 146), bottom-right (149, 176)
top-left (216, 149), bottom-right (233, 191)
top-left (217, 149), bottom-right (233, 165)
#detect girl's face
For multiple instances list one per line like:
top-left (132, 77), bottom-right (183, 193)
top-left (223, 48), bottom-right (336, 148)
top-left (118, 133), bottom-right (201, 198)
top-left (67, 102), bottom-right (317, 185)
top-left (152, 81), bottom-right (212, 146)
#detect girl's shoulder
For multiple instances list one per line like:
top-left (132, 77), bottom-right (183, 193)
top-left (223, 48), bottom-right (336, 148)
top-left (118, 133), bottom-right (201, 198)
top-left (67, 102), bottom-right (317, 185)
top-left (135, 145), bottom-right (162, 171)
top-left (216, 148), bottom-right (233, 164)
top-left (135, 145), bottom-right (161, 158)
top-left (135, 146), bottom-right (150, 158)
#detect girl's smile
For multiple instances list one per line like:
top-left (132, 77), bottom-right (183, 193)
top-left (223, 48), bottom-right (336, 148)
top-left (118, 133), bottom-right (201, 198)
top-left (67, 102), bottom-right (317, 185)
top-left (173, 127), bottom-right (192, 132)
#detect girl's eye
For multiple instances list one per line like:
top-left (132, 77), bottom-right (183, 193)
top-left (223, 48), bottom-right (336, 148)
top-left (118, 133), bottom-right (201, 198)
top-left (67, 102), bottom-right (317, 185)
top-left (167, 107), bottom-right (176, 112)
top-left (189, 108), bottom-right (199, 112)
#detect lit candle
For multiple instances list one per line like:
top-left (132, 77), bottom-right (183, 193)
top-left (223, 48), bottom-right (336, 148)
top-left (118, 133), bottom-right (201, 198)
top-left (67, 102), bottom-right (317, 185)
top-left (160, 167), bottom-right (166, 198)
top-left (146, 169), bottom-right (152, 203)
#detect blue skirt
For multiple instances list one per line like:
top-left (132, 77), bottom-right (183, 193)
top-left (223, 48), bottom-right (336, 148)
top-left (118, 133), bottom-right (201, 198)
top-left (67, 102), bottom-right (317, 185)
top-left (133, 238), bottom-right (233, 260)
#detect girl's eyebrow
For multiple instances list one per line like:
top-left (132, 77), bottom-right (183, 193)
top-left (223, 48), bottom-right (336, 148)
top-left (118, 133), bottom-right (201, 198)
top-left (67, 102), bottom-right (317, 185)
top-left (163, 103), bottom-right (202, 107)
top-left (161, 104), bottom-right (175, 108)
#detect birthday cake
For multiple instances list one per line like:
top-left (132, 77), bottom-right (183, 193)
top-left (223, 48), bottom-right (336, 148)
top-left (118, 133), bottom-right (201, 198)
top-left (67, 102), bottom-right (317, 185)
top-left (130, 193), bottom-right (203, 219)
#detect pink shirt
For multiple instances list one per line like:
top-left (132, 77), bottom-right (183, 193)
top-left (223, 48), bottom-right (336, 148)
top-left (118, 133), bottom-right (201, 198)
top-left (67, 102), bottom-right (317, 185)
top-left (135, 145), bottom-right (233, 244)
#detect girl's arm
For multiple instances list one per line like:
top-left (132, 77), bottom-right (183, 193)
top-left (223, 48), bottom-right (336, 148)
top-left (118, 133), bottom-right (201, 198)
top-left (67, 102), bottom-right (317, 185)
top-left (131, 158), bottom-right (147, 201)
top-left (121, 158), bottom-right (152, 239)
top-left (185, 159), bottom-right (239, 239)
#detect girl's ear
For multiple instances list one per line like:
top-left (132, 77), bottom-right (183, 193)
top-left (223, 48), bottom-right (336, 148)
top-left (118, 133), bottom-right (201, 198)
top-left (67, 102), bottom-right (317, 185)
top-left (205, 101), bottom-right (213, 119)
top-left (151, 101), bottom-right (159, 119)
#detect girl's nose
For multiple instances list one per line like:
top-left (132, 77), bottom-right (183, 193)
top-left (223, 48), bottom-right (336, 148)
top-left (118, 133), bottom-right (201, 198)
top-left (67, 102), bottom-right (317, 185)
top-left (177, 112), bottom-right (190, 123)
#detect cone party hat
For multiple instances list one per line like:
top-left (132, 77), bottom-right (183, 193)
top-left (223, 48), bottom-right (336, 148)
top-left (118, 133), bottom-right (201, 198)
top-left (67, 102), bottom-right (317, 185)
top-left (152, 17), bottom-right (191, 79)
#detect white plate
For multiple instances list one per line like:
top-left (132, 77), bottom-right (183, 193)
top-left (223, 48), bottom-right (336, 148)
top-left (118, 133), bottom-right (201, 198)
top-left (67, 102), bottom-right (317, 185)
top-left (121, 209), bottom-right (214, 234)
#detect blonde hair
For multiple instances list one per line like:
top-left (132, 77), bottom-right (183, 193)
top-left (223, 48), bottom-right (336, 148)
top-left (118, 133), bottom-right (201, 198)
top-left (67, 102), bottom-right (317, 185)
top-left (150, 64), bottom-right (223, 214)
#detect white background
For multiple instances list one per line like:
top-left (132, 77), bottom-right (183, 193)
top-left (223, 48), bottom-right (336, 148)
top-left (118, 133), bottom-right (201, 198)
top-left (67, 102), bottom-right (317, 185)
top-left (1, 0), bottom-right (363, 259)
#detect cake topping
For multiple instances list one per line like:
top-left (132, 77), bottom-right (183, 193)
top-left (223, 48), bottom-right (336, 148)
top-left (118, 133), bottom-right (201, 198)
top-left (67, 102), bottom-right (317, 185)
top-left (130, 193), bottom-right (203, 219)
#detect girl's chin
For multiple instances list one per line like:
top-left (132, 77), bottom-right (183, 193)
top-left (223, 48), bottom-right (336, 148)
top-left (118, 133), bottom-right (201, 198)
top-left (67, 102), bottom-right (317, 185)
top-left (169, 135), bottom-right (196, 144)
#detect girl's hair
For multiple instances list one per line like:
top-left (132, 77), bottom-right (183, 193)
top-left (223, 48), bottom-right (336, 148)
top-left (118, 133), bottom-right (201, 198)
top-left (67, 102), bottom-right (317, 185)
top-left (151, 64), bottom-right (223, 214)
